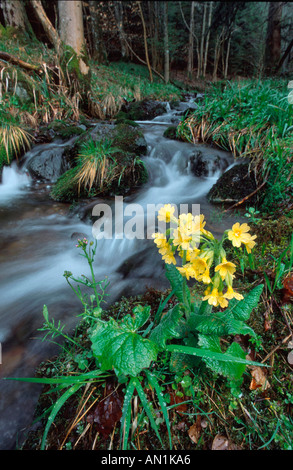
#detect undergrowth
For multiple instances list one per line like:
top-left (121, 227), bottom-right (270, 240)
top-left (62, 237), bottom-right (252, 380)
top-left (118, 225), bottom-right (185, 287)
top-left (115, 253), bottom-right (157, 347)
top-left (177, 79), bottom-right (293, 214)
top-left (12, 208), bottom-right (293, 451)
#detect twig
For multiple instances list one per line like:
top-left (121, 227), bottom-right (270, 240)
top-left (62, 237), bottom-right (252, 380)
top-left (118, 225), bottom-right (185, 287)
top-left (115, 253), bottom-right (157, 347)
top-left (0, 51), bottom-right (42, 74)
top-left (261, 334), bottom-right (292, 364)
top-left (224, 179), bottom-right (267, 212)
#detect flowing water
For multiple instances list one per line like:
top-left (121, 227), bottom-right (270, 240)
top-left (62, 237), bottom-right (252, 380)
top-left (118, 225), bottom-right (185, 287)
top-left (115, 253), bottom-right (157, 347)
top-left (0, 99), bottom-right (241, 449)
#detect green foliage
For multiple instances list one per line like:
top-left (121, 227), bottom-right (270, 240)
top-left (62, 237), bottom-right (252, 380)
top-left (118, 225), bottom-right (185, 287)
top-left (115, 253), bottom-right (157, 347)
top-left (90, 305), bottom-right (158, 377)
top-left (50, 166), bottom-right (80, 202)
top-left (177, 79), bottom-right (293, 213)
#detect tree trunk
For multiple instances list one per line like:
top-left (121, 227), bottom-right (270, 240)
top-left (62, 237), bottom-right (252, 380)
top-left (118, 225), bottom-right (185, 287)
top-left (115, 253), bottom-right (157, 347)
top-left (212, 27), bottom-right (225, 81)
top-left (148, 1), bottom-right (158, 71)
top-left (0, 0), bottom-right (28, 31)
top-left (58, 0), bottom-right (89, 76)
top-left (224, 35), bottom-right (231, 78)
top-left (187, 1), bottom-right (195, 78)
top-left (203, 1), bottom-right (213, 77)
top-left (30, 0), bottom-right (60, 51)
top-left (88, 0), bottom-right (107, 64)
top-left (137, 1), bottom-right (153, 82)
top-left (114, 1), bottom-right (128, 59)
top-left (275, 38), bottom-right (293, 73)
top-left (163, 1), bottom-right (169, 83)
top-left (199, 2), bottom-right (207, 77)
top-left (264, 2), bottom-right (283, 73)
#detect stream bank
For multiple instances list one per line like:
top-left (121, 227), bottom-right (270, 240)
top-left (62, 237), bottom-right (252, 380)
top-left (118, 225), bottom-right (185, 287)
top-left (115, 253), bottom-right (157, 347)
top-left (0, 97), bottom-right (245, 449)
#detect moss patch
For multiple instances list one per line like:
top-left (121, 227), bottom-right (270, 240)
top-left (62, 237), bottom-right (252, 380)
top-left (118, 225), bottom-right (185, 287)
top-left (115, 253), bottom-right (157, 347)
top-left (207, 163), bottom-right (257, 205)
top-left (112, 123), bottom-right (147, 155)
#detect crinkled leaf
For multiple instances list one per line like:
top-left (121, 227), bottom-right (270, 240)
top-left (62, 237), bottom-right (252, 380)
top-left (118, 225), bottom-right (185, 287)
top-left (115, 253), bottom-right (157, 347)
top-left (150, 304), bottom-right (185, 348)
top-left (165, 263), bottom-right (188, 303)
top-left (225, 284), bottom-right (264, 321)
top-left (198, 335), bottom-right (247, 380)
top-left (90, 307), bottom-right (158, 376)
top-left (169, 334), bottom-right (201, 373)
top-left (188, 312), bottom-right (256, 338)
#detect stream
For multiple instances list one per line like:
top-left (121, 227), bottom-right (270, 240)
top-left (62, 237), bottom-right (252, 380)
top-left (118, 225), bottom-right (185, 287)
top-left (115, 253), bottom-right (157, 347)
top-left (0, 98), bottom-right (242, 449)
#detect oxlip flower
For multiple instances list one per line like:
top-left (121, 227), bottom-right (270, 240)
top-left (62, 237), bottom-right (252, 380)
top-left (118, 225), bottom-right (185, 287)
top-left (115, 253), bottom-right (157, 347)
top-left (227, 222), bottom-right (252, 247)
top-left (215, 258), bottom-right (236, 283)
top-left (158, 204), bottom-right (176, 223)
top-left (224, 285), bottom-right (244, 301)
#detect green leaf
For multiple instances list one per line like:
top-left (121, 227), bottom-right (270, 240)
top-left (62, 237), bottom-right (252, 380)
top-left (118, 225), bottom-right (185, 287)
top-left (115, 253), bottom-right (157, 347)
top-left (120, 378), bottom-right (136, 450)
top-left (134, 378), bottom-right (163, 447)
top-left (41, 383), bottom-right (83, 450)
top-left (225, 284), bottom-right (264, 321)
top-left (145, 370), bottom-right (172, 449)
top-left (149, 304), bottom-right (185, 349)
top-left (198, 336), bottom-right (247, 381)
top-left (90, 307), bottom-right (158, 376)
top-left (188, 312), bottom-right (257, 338)
top-left (165, 344), bottom-right (264, 368)
top-left (165, 264), bottom-right (185, 303)
top-left (169, 334), bottom-right (201, 373)
top-left (6, 370), bottom-right (110, 385)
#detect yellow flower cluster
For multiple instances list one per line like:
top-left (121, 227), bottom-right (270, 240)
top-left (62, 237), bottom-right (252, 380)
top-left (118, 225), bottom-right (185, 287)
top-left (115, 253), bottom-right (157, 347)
top-left (152, 205), bottom-right (257, 309)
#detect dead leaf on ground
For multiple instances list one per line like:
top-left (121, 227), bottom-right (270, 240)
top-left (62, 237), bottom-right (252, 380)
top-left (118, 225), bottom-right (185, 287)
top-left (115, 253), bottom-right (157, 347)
top-left (249, 366), bottom-right (271, 391)
top-left (282, 273), bottom-right (293, 304)
top-left (287, 350), bottom-right (293, 365)
top-left (211, 434), bottom-right (240, 450)
top-left (167, 385), bottom-right (188, 415)
top-left (188, 415), bottom-right (201, 444)
top-left (86, 382), bottom-right (124, 439)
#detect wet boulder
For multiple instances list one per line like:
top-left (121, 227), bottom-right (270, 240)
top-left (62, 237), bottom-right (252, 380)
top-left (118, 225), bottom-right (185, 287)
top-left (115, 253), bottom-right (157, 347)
top-left (207, 162), bottom-right (257, 204)
top-left (26, 144), bottom-right (72, 182)
top-left (189, 150), bottom-right (229, 177)
top-left (112, 123), bottom-right (147, 156)
top-left (116, 99), bottom-right (168, 121)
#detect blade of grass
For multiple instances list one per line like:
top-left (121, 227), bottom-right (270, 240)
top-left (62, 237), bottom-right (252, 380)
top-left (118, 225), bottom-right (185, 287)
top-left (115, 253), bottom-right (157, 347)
top-left (120, 377), bottom-right (136, 450)
top-left (145, 370), bottom-right (172, 449)
top-left (134, 377), bottom-right (163, 448)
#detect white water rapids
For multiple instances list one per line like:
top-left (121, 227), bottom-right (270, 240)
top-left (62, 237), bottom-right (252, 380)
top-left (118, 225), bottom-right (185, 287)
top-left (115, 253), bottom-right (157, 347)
top-left (0, 99), bottom-right (241, 449)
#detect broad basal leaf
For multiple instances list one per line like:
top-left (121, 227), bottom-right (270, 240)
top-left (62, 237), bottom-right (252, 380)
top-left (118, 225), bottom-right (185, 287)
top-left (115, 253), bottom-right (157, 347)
top-left (165, 263), bottom-right (188, 304)
top-left (90, 306), bottom-right (158, 377)
top-left (197, 335), bottom-right (247, 381)
top-left (149, 304), bottom-right (185, 349)
top-left (225, 284), bottom-right (264, 322)
top-left (188, 312), bottom-right (257, 338)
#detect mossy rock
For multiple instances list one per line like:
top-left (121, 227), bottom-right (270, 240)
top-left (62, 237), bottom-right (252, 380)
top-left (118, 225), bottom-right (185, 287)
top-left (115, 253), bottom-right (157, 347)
top-left (111, 123), bottom-right (147, 156)
top-left (50, 166), bottom-right (81, 202)
top-left (50, 121), bottom-right (148, 202)
top-left (48, 121), bottom-right (86, 139)
top-left (50, 150), bottom-right (148, 203)
top-left (114, 115), bottom-right (139, 127)
top-left (116, 99), bottom-right (167, 121)
top-left (163, 126), bottom-right (179, 140)
top-left (207, 162), bottom-right (257, 205)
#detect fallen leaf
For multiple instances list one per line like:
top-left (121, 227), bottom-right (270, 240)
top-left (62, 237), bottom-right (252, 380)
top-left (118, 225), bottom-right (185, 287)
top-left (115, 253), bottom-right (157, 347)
top-left (212, 434), bottom-right (229, 450)
top-left (167, 385), bottom-right (188, 415)
top-left (87, 382), bottom-right (124, 439)
top-left (282, 273), bottom-right (293, 304)
top-left (212, 434), bottom-right (240, 450)
top-left (249, 366), bottom-right (270, 391)
top-left (288, 350), bottom-right (293, 365)
top-left (188, 416), bottom-right (201, 444)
